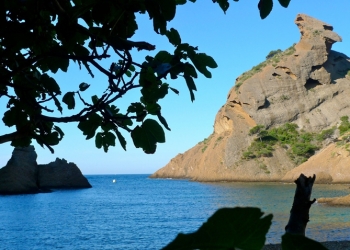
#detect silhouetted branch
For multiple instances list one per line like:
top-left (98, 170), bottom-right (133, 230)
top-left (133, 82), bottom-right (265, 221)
top-left (285, 174), bottom-right (316, 236)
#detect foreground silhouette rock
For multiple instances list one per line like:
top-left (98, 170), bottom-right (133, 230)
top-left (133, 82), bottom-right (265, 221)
top-left (0, 146), bottom-right (91, 194)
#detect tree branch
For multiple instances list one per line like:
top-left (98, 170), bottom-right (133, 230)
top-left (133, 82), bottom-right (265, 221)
top-left (0, 131), bottom-right (28, 144)
top-left (285, 174), bottom-right (316, 236)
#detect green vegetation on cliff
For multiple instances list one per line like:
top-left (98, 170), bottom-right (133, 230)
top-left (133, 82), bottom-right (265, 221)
top-left (234, 44), bottom-right (296, 90)
top-left (243, 122), bottom-right (338, 164)
top-left (339, 116), bottom-right (350, 135)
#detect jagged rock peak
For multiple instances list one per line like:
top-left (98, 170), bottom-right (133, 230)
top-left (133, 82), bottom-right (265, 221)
top-left (295, 14), bottom-right (342, 52)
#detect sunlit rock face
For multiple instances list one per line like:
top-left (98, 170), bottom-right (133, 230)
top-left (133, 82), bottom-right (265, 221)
top-left (152, 14), bottom-right (350, 182)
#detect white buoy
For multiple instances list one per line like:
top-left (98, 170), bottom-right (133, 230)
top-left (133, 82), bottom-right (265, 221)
top-left (112, 179), bottom-right (116, 183)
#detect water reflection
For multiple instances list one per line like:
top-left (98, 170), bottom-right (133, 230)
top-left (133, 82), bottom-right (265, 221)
top-left (203, 182), bottom-right (350, 243)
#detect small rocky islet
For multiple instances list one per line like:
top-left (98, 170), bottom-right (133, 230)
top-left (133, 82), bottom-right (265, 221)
top-left (152, 14), bottom-right (350, 205)
top-left (0, 146), bottom-right (91, 194)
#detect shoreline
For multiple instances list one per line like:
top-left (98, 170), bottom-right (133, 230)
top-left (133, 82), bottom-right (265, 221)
top-left (263, 241), bottom-right (350, 250)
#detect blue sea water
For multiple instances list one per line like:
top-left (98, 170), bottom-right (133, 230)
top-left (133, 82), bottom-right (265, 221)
top-left (1, 174), bottom-right (350, 249)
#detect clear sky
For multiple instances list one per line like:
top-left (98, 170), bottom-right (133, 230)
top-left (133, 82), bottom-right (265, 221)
top-left (1, 0), bottom-right (350, 174)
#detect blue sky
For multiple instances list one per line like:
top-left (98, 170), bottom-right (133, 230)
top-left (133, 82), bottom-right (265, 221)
top-left (1, 0), bottom-right (350, 174)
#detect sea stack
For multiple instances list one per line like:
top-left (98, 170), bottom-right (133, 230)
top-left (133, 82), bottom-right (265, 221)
top-left (0, 146), bottom-right (91, 194)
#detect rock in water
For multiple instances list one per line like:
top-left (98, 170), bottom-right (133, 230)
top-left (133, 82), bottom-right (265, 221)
top-left (152, 14), bottom-right (350, 182)
top-left (0, 147), bottom-right (91, 194)
top-left (38, 158), bottom-right (92, 189)
top-left (0, 146), bottom-right (39, 194)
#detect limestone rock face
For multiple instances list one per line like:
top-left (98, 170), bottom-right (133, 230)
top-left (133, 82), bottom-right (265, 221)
top-left (282, 142), bottom-right (350, 184)
top-left (0, 146), bottom-right (39, 194)
top-left (318, 194), bottom-right (350, 206)
top-left (152, 14), bottom-right (350, 182)
top-left (38, 158), bottom-right (92, 189)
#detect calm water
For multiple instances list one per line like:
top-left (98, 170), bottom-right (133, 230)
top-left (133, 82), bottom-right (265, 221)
top-left (1, 175), bottom-right (350, 249)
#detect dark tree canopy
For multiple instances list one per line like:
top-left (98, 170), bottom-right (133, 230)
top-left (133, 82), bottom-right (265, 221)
top-left (0, 0), bottom-right (290, 154)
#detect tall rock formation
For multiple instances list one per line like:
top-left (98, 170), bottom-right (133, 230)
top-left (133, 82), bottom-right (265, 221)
top-left (0, 147), bottom-right (91, 194)
top-left (0, 146), bottom-right (39, 194)
top-left (152, 14), bottom-right (350, 182)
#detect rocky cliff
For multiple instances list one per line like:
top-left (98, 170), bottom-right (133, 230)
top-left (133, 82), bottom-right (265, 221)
top-left (152, 14), bottom-right (350, 182)
top-left (0, 146), bottom-right (91, 194)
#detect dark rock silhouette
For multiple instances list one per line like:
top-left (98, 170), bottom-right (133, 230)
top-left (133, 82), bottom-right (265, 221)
top-left (0, 146), bottom-right (39, 194)
top-left (38, 158), bottom-right (92, 189)
top-left (0, 146), bottom-right (91, 194)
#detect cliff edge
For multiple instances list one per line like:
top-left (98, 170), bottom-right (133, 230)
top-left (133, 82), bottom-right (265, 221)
top-left (152, 14), bottom-right (350, 182)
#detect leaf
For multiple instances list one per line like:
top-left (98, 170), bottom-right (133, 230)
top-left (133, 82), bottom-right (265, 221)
top-left (139, 67), bottom-right (157, 86)
top-left (158, 0), bottom-right (176, 21)
top-left (131, 125), bottom-right (156, 154)
top-left (162, 207), bottom-right (272, 250)
top-left (95, 132), bottom-right (103, 149)
top-left (258, 0), bottom-right (273, 19)
top-left (114, 128), bottom-right (127, 151)
top-left (62, 92), bottom-right (75, 110)
top-left (52, 95), bottom-right (63, 114)
top-left (41, 74), bottom-right (61, 94)
top-left (278, 0), bottom-right (291, 8)
top-left (155, 63), bottom-right (172, 76)
top-left (77, 113), bottom-right (102, 140)
top-left (41, 131), bottom-right (60, 146)
top-left (281, 233), bottom-right (327, 250)
top-left (158, 84), bottom-right (169, 99)
top-left (104, 131), bottom-right (116, 146)
top-left (189, 53), bottom-right (217, 78)
top-left (131, 119), bottom-right (165, 153)
top-left (3, 107), bottom-right (28, 127)
top-left (184, 75), bottom-right (196, 102)
top-left (125, 70), bottom-right (132, 77)
top-left (127, 102), bottom-right (145, 113)
top-left (155, 51), bottom-right (173, 63)
top-left (166, 28), bottom-right (181, 46)
top-left (215, 0), bottom-right (230, 13)
top-left (157, 112), bottom-right (171, 131)
top-left (53, 125), bottom-right (65, 139)
top-left (196, 53), bottom-right (218, 68)
top-left (169, 87), bottom-right (179, 95)
top-left (183, 63), bottom-right (198, 78)
top-left (143, 119), bottom-right (165, 143)
top-left (175, 0), bottom-right (186, 4)
top-left (129, 64), bottom-right (136, 72)
top-left (79, 82), bottom-right (90, 91)
top-left (3, 109), bottom-right (16, 127)
top-left (145, 102), bottom-right (160, 115)
top-left (91, 95), bottom-right (99, 105)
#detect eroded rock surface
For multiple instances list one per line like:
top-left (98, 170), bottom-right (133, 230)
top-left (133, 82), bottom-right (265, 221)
top-left (152, 14), bottom-right (350, 182)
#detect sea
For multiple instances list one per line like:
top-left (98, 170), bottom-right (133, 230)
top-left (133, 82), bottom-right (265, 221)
top-left (1, 174), bottom-right (350, 250)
